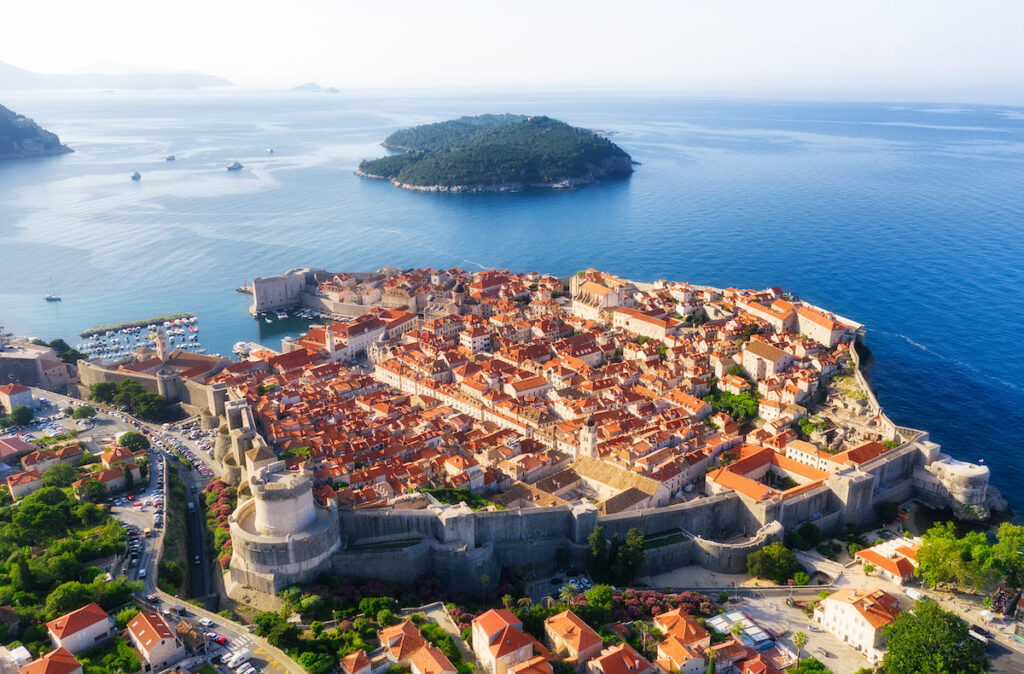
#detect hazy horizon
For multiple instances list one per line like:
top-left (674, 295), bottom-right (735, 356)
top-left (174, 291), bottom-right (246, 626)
top-left (2, 0), bottom-right (1024, 106)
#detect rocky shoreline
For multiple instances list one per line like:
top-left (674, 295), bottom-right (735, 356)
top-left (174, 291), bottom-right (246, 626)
top-left (355, 155), bottom-right (632, 193)
top-left (0, 104), bottom-right (73, 160)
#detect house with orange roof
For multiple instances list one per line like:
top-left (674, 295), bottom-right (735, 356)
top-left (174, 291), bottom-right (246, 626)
top-left (379, 620), bottom-right (427, 663)
top-left (410, 644), bottom-right (457, 674)
top-left (126, 610), bottom-right (184, 671)
top-left (706, 637), bottom-right (750, 672)
top-left (586, 643), bottom-right (653, 674)
top-left (45, 602), bottom-right (114, 654)
top-left (472, 609), bottom-right (534, 674)
top-left (705, 445), bottom-right (829, 503)
top-left (544, 610), bottom-right (602, 670)
top-left (853, 538), bottom-right (921, 585)
top-left (508, 656), bottom-right (553, 674)
top-left (6, 470), bottom-right (42, 500)
top-left (813, 588), bottom-right (900, 664)
top-left (652, 609), bottom-right (710, 650)
top-left (18, 647), bottom-right (82, 674)
top-left (654, 635), bottom-right (704, 674)
top-left (340, 649), bottom-right (372, 674)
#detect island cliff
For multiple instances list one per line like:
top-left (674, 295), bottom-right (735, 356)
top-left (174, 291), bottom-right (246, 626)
top-left (356, 114), bottom-right (633, 192)
top-left (0, 104), bottom-right (72, 159)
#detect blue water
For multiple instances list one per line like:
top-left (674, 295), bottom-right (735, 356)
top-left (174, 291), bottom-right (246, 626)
top-left (1, 91), bottom-right (1022, 510)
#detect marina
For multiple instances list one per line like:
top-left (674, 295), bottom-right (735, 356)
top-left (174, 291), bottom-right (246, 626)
top-left (76, 315), bottom-right (208, 361)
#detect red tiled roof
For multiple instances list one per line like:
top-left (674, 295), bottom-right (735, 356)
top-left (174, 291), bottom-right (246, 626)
top-left (19, 647), bottom-right (81, 674)
top-left (47, 602), bottom-right (109, 639)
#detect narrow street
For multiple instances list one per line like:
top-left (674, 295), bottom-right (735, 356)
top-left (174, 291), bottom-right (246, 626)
top-left (24, 388), bottom-right (305, 673)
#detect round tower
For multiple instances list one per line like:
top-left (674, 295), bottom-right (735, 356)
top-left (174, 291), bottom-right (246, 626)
top-left (249, 463), bottom-right (318, 536)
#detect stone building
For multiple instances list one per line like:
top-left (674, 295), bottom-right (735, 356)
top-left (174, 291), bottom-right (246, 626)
top-left (228, 461), bottom-right (341, 594)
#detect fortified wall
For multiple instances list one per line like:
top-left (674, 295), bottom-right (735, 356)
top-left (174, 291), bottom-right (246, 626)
top-left (219, 270), bottom-right (999, 597)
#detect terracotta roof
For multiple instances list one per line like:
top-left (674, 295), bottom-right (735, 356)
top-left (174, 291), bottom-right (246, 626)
top-left (591, 643), bottom-right (651, 674)
top-left (491, 625), bottom-right (533, 657)
top-left (827, 588), bottom-right (900, 629)
top-left (545, 610), bottom-right (601, 653)
top-left (473, 608), bottom-right (521, 638)
top-left (18, 647), bottom-right (81, 674)
top-left (341, 649), bottom-right (371, 674)
top-left (410, 644), bottom-right (456, 674)
top-left (46, 602), bottom-right (109, 639)
top-left (653, 609), bottom-right (709, 646)
top-left (0, 383), bottom-right (30, 395)
top-left (656, 635), bottom-right (704, 669)
top-left (855, 549), bottom-right (915, 579)
top-left (7, 471), bottom-right (41, 487)
top-left (508, 656), bottom-right (553, 674)
top-left (127, 611), bottom-right (175, 652)
top-left (379, 620), bottom-right (426, 660)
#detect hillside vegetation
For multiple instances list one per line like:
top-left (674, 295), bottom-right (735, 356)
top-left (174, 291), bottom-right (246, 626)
top-left (357, 114), bottom-right (633, 191)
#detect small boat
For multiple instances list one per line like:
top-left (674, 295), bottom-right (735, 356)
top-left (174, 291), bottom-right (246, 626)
top-left (131, 171), bottom-right (142, 181)
top-left (264, 318), bottom-right (272, 324)
top-left (165, 155), bottom-right (176, 161)
top-left (43, 277), bottom-right (61, 302)
top-left (227, 161), bottom-right (243, 171)
top-left (266, 148), bottom-right (274, 154)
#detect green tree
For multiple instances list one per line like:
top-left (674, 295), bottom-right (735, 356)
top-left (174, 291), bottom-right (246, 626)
top-left (791, 659), bottom-right (830, 673)
top-left (616, 528), bottom-right (647, 583)
top-left (915, 521), bottom-right (999, 592)
top-left (377, 609), bottom-right (396, 627)
top-left (297, 650), bottom-right (334, 674)
top-left (359, 596), bottom-right (398, 618)
top-left (77, 479), bottom-right (107, 503)
top-left (746, 542), bottom-right (798, 584)
top-left (793, 571), bottom-right (810, 586)
top-left (118, 432), bottom-right (150, 452)
top-left (115, 607), bottom-right (140, 629)
top-left (10, 406), bottom-right (33, 426)
top-left (587, 525), bottom-right (608, 581)
top-left (72, 405), bottom-right (96, 419)
top-left (792, 631), bottom-right (808, 660)
top-left (41, 462), bottom-right (79, 488)
top-left (89, 382), bottom-right (118, 404)
top-left (992, 522), bottom-right (1024, 587)
top-left (45, 581), bottom-right (93, 616)
top-left (882, 599), bottom-right (985, 674)
top-left (559, 584), bottom-right (576, 604)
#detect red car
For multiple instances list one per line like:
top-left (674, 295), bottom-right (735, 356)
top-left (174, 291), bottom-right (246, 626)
top-left (216, 636), bottom-right (228, 646)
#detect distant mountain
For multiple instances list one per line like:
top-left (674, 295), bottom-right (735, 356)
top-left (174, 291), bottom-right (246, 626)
top-left (356, 114), bottom-right (634, 193)
top-left (0, 61), bottom-right (231, 90)
top-left (292, 83), bottom-right (339, 93)
top-left (0, 103), bottom-right (71, 159)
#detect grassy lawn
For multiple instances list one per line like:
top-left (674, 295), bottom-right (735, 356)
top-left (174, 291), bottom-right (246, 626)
top-left (643, 532), bottom-right (688, 549)
top-left (832, 375), bottom-right (867, 400)
top-left (422, 487), bottom-right (501, 511)
top-left (196, 665), bottom-right (219, 674)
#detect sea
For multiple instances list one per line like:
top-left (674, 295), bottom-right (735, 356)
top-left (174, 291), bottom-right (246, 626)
top-left (1, 90), bottom-right (1022, 512)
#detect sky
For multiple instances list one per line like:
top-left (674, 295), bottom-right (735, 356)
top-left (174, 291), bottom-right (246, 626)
top-left (3, 0), bottom-right (1024, 103)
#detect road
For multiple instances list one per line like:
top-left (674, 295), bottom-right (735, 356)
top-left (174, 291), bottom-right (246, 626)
top-left (17, 388), bottom-right (306, 673)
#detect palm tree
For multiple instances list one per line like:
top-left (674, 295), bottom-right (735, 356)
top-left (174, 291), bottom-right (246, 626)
top-left (559, 584), bottom-right (576, 604)
top-left (792, 631), bottom-right (808, 660)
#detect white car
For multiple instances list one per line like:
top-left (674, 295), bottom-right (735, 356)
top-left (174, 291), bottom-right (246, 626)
top-left (198, 617), bottom-right (213, 628)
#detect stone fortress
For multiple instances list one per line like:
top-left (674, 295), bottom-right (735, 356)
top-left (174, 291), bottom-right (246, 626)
top-left (102, 268), bottom-right (1002, 598)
